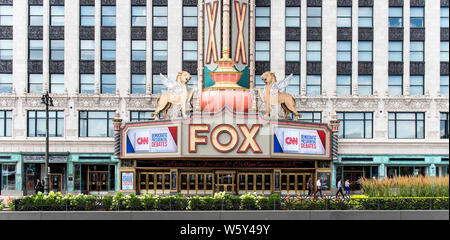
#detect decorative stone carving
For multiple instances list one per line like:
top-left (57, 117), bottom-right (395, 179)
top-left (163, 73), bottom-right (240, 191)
top-left (182, 27), bottom-right (198, 40)
top-left (80, 27), bottom-right (95, 40)
top-left (80, 61), bottom-right (95, 73)
top-left (410, 62), bottom-right (425, 75)
top-left (410, 28), bottom-right (425, 41)
top-left (389, 62), bottom-right (403, 75)
top-left (307, 0), bottom-right (322, 7)
top-left (50, 0), bottom-right (65, 6)
top-left (101, 0), bottom-right (116, 6)
top-left (337, 62), bottom-right (352, 75)
top-left (49, 61), bottom-right (64, 74)
top-left (255, 27), bottom-right (270, 41)
top-left (80, 0), bottom-right (95, 5)
top-left (0, 60), bottom-right (12, 73)
top-left (410, 0), bottom-right (425, 7)
top-left (286, 28), bottom-right (301, 41)
top-left (255, 0), bottom-right (270, 7)
top-left (359, 0), bottom-right (373, 7)
top-left (101, 61), bottom-right (116, 73)
top-left (384, 97), bottom-right (432, 111)
top-left (182, 61), bottom-right (198, 74)
top-left (440, 62), bottom-right (449, 75)
top-left (49, 26), bottom-right (64, 40)
top-left (307, 62), bottom-right (322, 75)
top-left (132, 0), bottom-right (147, 6)
top-left (285, 62), bottom-right (300, 75)
top-left (389, 0), bottom-right (403, 7)
top-left (389, 28), bottom-right (404, 41)
top-left (131, 61), bottom-right (146, 74)
top-left (153, 0), bottom-right (168, 6)
top-left (307, 28), bottom-right (322, 41)
top-left (286, 0), bottom-right (301, 7)
top-left (28, 26), bottom-right (43, 40)
top-left (337, 28), bottom-right (352, 41)
top-left (359, 28), bottom-right (373, 41)
top-left (101, 27), bottom-right (116, 40)
top-left (131, 27), bottom-right (146, 40)
top-left (358, 62), bottom-right (373, 75)
top-left (152, 61), bottom-right (168, 75)
top-left (337, 0), bottom-right (352, 7)
top-left (441, 28), bottom-right (449, 41)
top-left (153, 27), bottom-right (168, 40)
top-left (28, 61), bottom-right (43, 74)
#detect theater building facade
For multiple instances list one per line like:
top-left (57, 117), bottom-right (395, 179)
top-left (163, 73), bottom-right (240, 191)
top-left (0, 0), bottom-right (449, 196)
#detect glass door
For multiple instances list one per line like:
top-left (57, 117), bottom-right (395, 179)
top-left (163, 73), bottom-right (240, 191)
top-left (49, 174), bottom-right (63, 192)
top-left (215, 171), bottom-right (236, 194)
top-left (88, 171), bottom-right (109, 192)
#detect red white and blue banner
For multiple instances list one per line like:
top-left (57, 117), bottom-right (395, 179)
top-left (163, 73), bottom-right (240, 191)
top-left (274, 127), bottom-right (327, 155)
top-left (126, 127), bottom-right (178, 153)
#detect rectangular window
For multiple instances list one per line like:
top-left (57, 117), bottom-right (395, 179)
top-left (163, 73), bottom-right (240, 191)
top-left (80, 6), bottom-right (95, 26)
top-left (132, 40), bottom-right (146, 61)
top-left (441, 41), bottom-right (449, 62)
top-left (299, 112), bottom-right (321, 123)
top-left (51, 6), bottom-right (64, 26)
top-left (50, 74), bottom-right (64, 94)
top-left (153, 6), bottom-right (168, 27)
top-left (255, 75), bottom-right (264, 89)
top-left (153, 40), bottom-right (168, 61)
top-left (152, 74), bottom-right (164, 94)
top-left (410, 7), bottom-right (424, 28)
top-left (131, 74), bottom-right (146, 94)
top-left (389, 41), bottom-right (403, 62)
top-left (307, 41), bottom-right (321, 62)
top-left (28, 110), bottom-right (64, 137)
top-left (80, 40), bottom-right (95, 60)
top-left (338, 112), bottom-right (373, 139)
top-left (1, 164), bottom-right (15, 190)
top-left (183, 6), bottom-right (197, 27)
top-left (255, 7), bottom-right (270, 27)
top-left (306, 75), bottom-right (321, 95)
top-left (183, 41), bottom-right (198, 61)
top-left (441, 113), bottom-right (449, 139)
top-left (359, 41), bottom-right (373, 62)
top-left (0, 74), bottom-right (12, 93)
top-left (286, 41), bottom-right (300, 62)
top-left (358, 7), bottom-right (373, 28)
top-left (130, 111), bottom-right (155, 122)
top-left (102, 6), bottom-right (116, 27)
top-left (336, 75), bottom-right (352, 96)
top-left (410, 41), bottom-right (424, 62)
top-left (410, 75), bottom-right (424, 96)
top-left (0, 5), bottom-right (13, 26)
top-left (441, 76), bottom-right (449, 96)
top-left (0, 39), bottom-right (12, 60)
top-left (358, 75), bottom-right (373, 96)
top-left (80, 74), bottom-right (94, 94)
top-left (101, 74), bottom-right (116, 94)
top-left (28, 74), bottom-right (42, 94)
top-left (50, 40), bottom-right (64, 61)
top-left (389, 112), bottom-right (425, 139)
top-left (29, 5), bottom-right (43, 26)
top-left (102, 40), bottom-right (116, 61)
top-left (442, 7), bottom-right (449, 28)
top-left (337, 41), bottom-right (351, 62)
top-left (255, 41), bottom-right (270, 61)
top-left (337, 7), bottom-right (352, 28)
top-left (389, 7), bottom-right (403, 28)
top-left (389, 75), bottom-right (403, 96)
top-left (0, 110), bottom-right (12, 137)
top-left (307, 7), bottom-right (321, 27)
top-left (79, 111), bottom-right (115, 137)
top-left (132, 6), bottom-right (146, 27)
top-left (29, 40), bottom-right (43, 60)
top-left (285, 74), bottom-right (300, 95)
top-left (286, 7), bottom-right (300, 28)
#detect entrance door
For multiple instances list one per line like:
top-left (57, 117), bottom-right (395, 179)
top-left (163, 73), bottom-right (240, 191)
top-left (89, 171), bottom-right (109, 192)
top-left (344, 172), bottom-right (363, 191)
top-left (49, 174), bottom-right (63, 192)
top-left (215, 171), bottom-right (236, 194)
top-left (139, 172), bottom-right (171, 194)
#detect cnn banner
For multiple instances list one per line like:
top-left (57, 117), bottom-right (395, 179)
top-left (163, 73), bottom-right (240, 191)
top-left (274, 127), bottom-right (326, 155)
top-left (126, 127), bottom-right (178, 153)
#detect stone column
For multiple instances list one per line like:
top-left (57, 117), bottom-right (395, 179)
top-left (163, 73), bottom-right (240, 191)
top-left (329, 114), bottom-right (341, 161)
top-left (112, 112), bottom-right (123, 159)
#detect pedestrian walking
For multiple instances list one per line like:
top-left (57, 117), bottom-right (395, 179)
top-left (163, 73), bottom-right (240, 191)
top-left (335, 178), bottom-right (345, 199)
top-left (345, 179), bottom-right (351, 195)
top-left (35, 179), bottom-right (43, 194)
top-left (314, 178), bottom-right (322, 198)
top-left (307, 177), bottom-right (313, 197)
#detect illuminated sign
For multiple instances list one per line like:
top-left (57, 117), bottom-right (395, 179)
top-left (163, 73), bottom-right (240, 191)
top-left (274, 127), bottom-right (326, 155)
top-left (126, 126), bottom-right (178, 153)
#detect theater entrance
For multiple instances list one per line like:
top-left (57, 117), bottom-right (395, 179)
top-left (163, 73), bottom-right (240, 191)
top-left (215, 171), bottom-right (236, 194)
top-left (88, 171), bottom-right (109, 193)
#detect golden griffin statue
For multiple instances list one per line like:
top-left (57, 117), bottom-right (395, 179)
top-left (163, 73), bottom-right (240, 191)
top-left (255, 72), bottom-right (301, 120)
top-left (152, 71), bottom-right (196, 120)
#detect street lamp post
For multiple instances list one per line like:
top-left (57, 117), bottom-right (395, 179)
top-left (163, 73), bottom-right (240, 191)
top-left (41, 91), bottom-right (53, 195)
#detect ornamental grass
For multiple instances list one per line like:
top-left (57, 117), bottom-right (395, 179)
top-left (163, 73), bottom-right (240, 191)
top-left (361, 176), bottom-right (449, 197)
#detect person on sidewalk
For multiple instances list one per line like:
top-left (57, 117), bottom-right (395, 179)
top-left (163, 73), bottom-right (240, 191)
top-left (314, 178), bottom-right (322, 198)
top-left (336, 178), bottom-right (345, 199)
top-left (307, 177), bottom-right (313, 197)
top-left (35, 179), bottom-right (43, 194)
top-left (345, 179), bottom-right (351, 196)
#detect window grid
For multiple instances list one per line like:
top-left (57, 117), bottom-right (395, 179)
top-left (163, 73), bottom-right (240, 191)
top-left (410, 7), bottom-right (424, 28)
top-left (50, 40), bottom-right (64, 61)
top-left (359, 41), bottom-right (373, 62)
top-left (183, 41), bottom-right (198, 61)
top-left (153, 6), bottom-right (168, 27)
top-left (307, 7), bottom-right (322, 27)
top-left (298, 112), bottom-right (322, 123)
top-left (337, 7), bottom-right (352, 28)
top-left (102, 40), bottom-right (116, 61)
top-left (389, 75), bottom-right (403, 96)
top-left (80, 74), bottom-right (95, 94)
top-left (286, 41), bottom-right (300, 62)
top-left (132, 6), bottom-right (147, 27)
top-left (132, 40), bottom-right (146, 61)
top-left (50, 5), bottom-right (64, 26)
top-left (0, 110), bottom-right (12, 137)
top-left (285, 74), bottom-right (300, 95)
top-left (27, 110), bottom-right (64, 137)
top-left (307, 41), bottom-right (321, 62)
top-left (79, 111), bottom-right (115, 137)
top-left (358, 7), bottom-right (373, 28)
top-left (50, 74), bottom-right (64, 94)
top-left (255, 7), bottom-right (270, 28)
top-left (306, 75), bottom-right (321, 95)
top-left (337, 41), bottom-right (351, 62)
top-left (0, 5), bottom-right (13, 26)
top-left (28, 74), bottom-right (43, 94)
top-left (153, 40), bottom-right (168, 61)
top-left (130, 111), bottom-right (155, 122)
top-left (410, 41), bottom-right (424, 62)
top-left (0, 39), bottom-right (12, 60)
top-left (101, 74), bottom-right (116, 94)
top-left (131, 74), bottom-right (146, 94)
top-left (389, 112), bottom-right (425, 139)
top-left (338, 112), bottom-right (373, 139)
top-left (0, 74), bottom-right (12, 93)
top-left (442, 7), bottom-right (449, 28)
top-left (441, 41), bottom-right (449, 62)
top-left (409, 75), bottom-right (424, 96)
top-left (256, 41), bottom-right (270, 62)
top-left (286, 7), bottom-right (300, 28)
top-left (440, 76), bottom-right (449, 96)
top-left (389, 41), bottom-right (403, 62)
top-left (441, 113), bottom-right (450, 139)
top-left (358, 75), bottom-right (373, 96)
top-left (29, 40), bottom-right (43, 60)
top-left (336, 75), bottom-right (352, 96)
top-left (80, 6), bottom-right (95, 26)
top-left (183, 6), bottom-right (198, 27)
top-left (29, 5), bottom-right (43, 26)
top-left (389, 7), bottom-right (403, 28)
top-left (102, 6), bottom-right (116, 27)
top-left (80, 40), bottom-right (95, 61)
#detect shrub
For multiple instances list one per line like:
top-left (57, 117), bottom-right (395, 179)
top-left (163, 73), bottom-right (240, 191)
top-left (361, 176), bottom-right (449, 197)
top-left (240, 193), bottom-right (260, 210)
